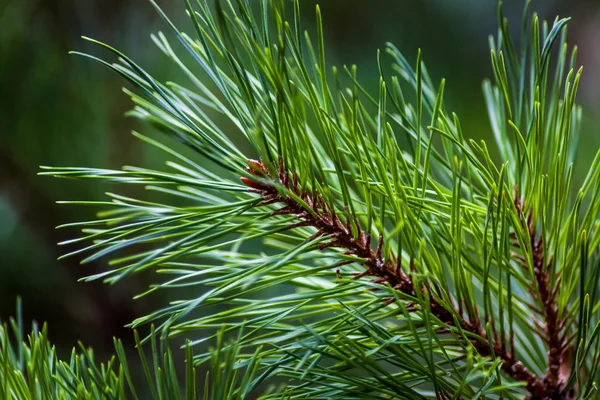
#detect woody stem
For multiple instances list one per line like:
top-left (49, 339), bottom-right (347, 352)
top-left (243, 159), bottom-right (554, 398)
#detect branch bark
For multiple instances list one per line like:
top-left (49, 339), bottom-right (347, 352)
top-left (241, 159), bottom-right (561, 399)
top-left (512, 190), bottom-right (569, 399)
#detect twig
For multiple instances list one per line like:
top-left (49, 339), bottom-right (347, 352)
top-left (242, 159), bottom-right (553, 398)
top-left (512, 188), bottom-right (568, 398)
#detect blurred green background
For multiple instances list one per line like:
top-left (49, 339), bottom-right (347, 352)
top-left (2, 0), bottom-right (600, 384)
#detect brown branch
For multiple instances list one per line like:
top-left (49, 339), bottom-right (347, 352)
top-left (241, 159), bottom-right (555, 398)
top-left (512, 188), bottom-right (569, 398)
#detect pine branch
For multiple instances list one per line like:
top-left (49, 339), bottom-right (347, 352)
top-left (242, 158), bottom-right (553, 397)
top-left (26, 0), bottom-right (600, 398)
top-left (511, 188), bottom-right (569, 398)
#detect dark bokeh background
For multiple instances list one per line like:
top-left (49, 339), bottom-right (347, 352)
top-left (2, 0), bottom-right (600, 383)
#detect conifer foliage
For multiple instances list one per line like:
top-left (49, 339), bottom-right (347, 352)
top-left (2, 0), bottom-right (599, 398)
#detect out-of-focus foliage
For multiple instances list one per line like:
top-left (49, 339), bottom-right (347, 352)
top-left (0, 300), bottom-right (261, 400)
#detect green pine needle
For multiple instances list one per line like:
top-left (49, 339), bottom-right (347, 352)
top-left (2, 0), bottom-right (599, 398)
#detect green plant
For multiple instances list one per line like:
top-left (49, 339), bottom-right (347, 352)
top-left (2, 0), bottom-right (598, 398)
